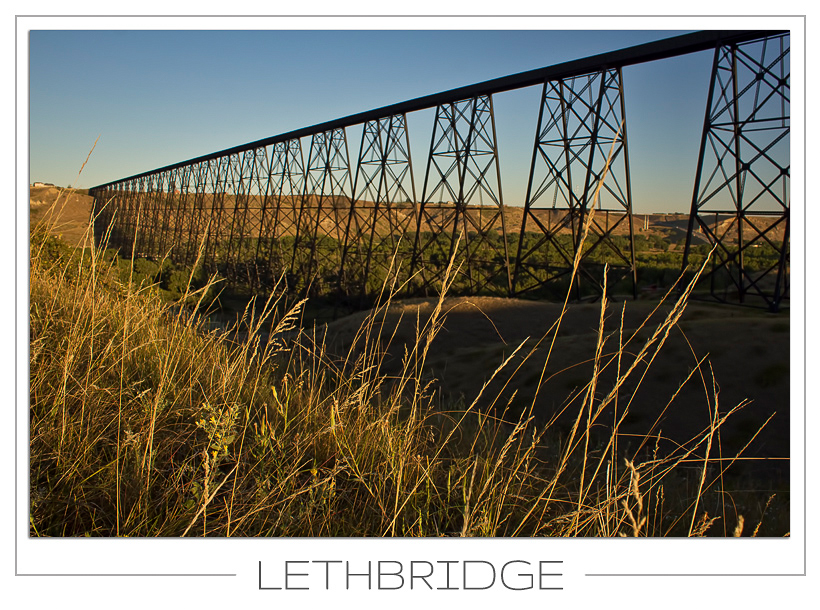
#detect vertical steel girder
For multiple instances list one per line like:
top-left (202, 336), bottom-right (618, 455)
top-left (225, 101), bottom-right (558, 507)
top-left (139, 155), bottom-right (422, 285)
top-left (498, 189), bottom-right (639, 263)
top-left (220, 147), bottom-right (271, 285)
top-left (116, 177), bottom-right (138, 258)
top-left (410, 95), bottom-right (511, 296)
top-left (340, 113), bottom-right (417, 304)
top-left (681, 33), bottom-right (790, 312)
top-left (138, 172), bottom-right (159, 257)
top-left (182, 161), bottom-right (209, 266)
top-left (290, 128), bottom-right (353, 295)
top-left (201, 156), bottom-right (228, 273)
top-left (168, 166), bottom-right (188, 261)
top-left (513, 67), bottom-right (636, 301)
top-left (258, 138), bottom-right (305, 286)
top-left (90, 183), bottom-right (114, 251)
top-left (215, 153), bottom-right (245, 277)
top-left (132, 177), bottom-right (150, 257)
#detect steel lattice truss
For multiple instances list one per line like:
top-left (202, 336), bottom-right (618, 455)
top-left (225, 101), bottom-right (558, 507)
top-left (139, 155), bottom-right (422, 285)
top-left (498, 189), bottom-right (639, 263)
top-left (513, 67), bottom-right (636, 300)
top-left (340, 114), bottom-right (417, 302)
top-left (410, 95), bottom-right (511, 296)
top-left (681, 33), bottom-right (790, 312)
top-left (289, 128), bottom-right (353, 295)
top-left (257, 139), bottom-right (306, 286)
top-left (89, 30), bottom-right (789, 311)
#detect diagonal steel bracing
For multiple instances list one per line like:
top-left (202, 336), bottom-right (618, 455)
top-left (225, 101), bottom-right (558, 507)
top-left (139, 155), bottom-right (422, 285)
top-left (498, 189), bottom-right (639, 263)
top-left (221, 147), bottom-right (271, 285)
top-left (202, 155), bottom-right (231, 273)
top-left (410, 95), bottom-right (511, 296)
top-left (681, 32), bottom-right (789, 312)
top-left (513, 67), bottom-right (636, 301)
top-left (181, 160), bottom-right (209, 267)
top-left (341, 113), bottom-right (418, 303)
top-left (92, 180), bottom-right (118, 251)
top-left (165, 165), bottom-right (190, 262)
top-left (290, 128), bottom-right (353, 296)
top-left (115, 177), bottom-right (141, 257)
top-left (255, 138), bottom-right (306, 288)
top-left (259, 139), bottom-right (305, 283)
top-left (143, 173), bottom-right (162, 256)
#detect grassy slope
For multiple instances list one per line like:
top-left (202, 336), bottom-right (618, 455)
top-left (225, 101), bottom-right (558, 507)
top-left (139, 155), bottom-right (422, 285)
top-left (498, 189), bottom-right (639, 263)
top-left (29, 186), bottom-right (94, 247)
top-left (29, 220), bottom-right (789, 537)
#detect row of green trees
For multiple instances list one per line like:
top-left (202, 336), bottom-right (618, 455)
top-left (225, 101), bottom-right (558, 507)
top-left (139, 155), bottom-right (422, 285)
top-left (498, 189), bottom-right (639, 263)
top-left (116, 227), bottom-right (786, 308)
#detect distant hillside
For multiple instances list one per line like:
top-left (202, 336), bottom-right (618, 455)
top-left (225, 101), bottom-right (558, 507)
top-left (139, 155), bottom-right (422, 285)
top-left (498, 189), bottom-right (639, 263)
top-left (32, 185), bottom-right (783, 252)
top-left (30, 186), bottom-right (94, 247)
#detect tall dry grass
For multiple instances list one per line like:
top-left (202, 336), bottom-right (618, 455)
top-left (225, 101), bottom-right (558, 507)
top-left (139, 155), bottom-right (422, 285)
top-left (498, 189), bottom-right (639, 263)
top-left (29, 158), bottom-right (784, 537)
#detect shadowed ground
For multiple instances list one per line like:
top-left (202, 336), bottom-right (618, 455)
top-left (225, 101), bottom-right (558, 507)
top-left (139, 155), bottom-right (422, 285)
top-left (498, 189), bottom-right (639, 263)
top-left (316, 295), bottom-right (790, 484)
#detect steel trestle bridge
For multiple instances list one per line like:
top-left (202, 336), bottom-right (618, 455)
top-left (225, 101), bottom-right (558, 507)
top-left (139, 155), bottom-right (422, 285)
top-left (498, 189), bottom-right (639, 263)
top-left (89, 29), bottom-right (790, 312)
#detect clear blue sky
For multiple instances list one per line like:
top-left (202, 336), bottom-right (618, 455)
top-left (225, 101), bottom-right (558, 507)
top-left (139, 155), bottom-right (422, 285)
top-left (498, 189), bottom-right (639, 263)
top-left (30, 29), bottom-right (721, 213)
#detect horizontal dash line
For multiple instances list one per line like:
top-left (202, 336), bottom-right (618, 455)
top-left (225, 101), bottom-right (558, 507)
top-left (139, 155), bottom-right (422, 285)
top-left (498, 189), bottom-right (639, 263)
top-left (18, 573), bottom-right (237, 577)
top-left (586, 573), bottom-right (804, 577)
